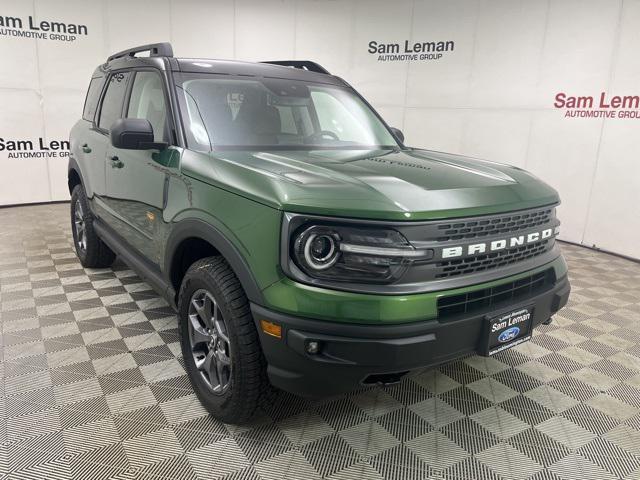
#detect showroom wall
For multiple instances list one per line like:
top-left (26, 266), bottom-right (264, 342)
top-left (0, 0), bottom-right (638, 259)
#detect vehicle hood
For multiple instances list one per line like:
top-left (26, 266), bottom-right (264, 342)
top-left (181, 148), bottom-right (559, 220)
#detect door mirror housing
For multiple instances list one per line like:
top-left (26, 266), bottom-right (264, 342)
top-left (110, 118), bottom-right (167, 150)
top-left (390, 127), bottom-right (405, 144)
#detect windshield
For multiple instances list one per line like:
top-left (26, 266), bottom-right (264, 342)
top-left (175, 73), bottom-right (398, 151)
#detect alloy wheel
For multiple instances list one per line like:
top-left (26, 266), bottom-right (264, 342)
top-left (74, 200), bottom-right (87, 252)
top-left (188, 289), bottom-right (232, 394)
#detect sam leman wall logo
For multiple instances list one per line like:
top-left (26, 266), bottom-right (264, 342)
top-left (0, 14), bottom-right (87, 42)
top-left (0, 137), bottom-right (70, 159)
top-left (368, 39), bottom-right (455, 62)
top-left (554, 92), bottom-right (640, 119)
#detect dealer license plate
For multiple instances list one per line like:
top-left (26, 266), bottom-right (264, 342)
top-left (482, 306), bottom-right (533, 356)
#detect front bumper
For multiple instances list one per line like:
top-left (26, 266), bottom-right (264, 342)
top-left (252, 274), bottom-right (570, 397)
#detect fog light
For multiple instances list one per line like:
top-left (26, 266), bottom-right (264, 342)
top-left (306, 341), bottom-right (320, 354)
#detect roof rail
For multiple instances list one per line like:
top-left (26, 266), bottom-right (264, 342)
top-left (260, 60), bottom-right (330, 75)
top-left (107, 42), bottom-right (174, 63)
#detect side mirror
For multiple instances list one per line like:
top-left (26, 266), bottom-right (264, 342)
top-left (390, 127), bottom-right (405, 144)
top-left (110, 118), bottom-right (167, 150)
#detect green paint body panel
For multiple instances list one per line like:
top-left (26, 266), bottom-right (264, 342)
top-left (181, 148), bottom-right (560, 221)
top-left (165, 152), bottom-right (283, 291)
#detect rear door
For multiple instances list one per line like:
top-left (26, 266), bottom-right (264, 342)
top-left (105, 69), bottom-right (179, 265)
top-left (91, 71), bottom-right (132, 219)
top-left (74, 75), bottom-right (109, 203)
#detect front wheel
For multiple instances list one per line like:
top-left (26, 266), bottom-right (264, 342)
top-left (178, 256), bottom-right (268, 424)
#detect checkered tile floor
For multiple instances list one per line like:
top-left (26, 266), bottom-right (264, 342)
top-left (1, 203), bottom-right (640, 480)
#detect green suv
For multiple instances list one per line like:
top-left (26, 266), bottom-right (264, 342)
top-left (69, 43), bottom-right (570, 423)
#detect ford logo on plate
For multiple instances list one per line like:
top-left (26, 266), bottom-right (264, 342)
top-left (498, 327), bottom-right (520, 343)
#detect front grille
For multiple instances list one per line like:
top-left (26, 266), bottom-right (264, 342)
top-left (436, 208), bottom-right (554, 241)
top-left (437, 269), bottom-right (555, 319)
top-left (436, 240), bottom-right (551, 279)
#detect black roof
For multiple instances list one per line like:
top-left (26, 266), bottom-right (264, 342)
top-left (95, 42), bottom-right (348, 87)
top-left (175, 58), bottom-right (346, 85)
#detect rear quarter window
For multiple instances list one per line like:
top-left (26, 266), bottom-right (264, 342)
top-left (83, 77), bottom-right (104, 122)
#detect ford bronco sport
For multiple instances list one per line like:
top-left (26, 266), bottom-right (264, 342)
top-left (69, 43), bottom-right (570, 423)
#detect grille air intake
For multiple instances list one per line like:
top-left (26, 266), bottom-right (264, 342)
top-left (437, 269), bottom-right (555, 319)
top-left (436, 240), bottom-right (551, 279)
top-left (436, 208), bottom-right (553, 242)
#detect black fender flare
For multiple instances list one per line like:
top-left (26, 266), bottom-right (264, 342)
top-left (164, 218), bottom-right (265, 305)
top-left (67, 157), bottom-right (88, 194)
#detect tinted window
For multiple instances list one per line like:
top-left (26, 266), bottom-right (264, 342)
top-left (275, 106), bottom-right (297, 134)
top-left (98, 72), bottom-right (131, 131)
top-left (83, 77), bottom-right (104, 122)
top-left (127, 71), bottom-right (168, 142)
top-left (176, 74), bottom-right (397, 151)
top-left (312, 90), bottom-right (375, 144)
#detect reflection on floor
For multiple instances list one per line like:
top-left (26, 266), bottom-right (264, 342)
top-left (1, 203), bottom-right (639, 480)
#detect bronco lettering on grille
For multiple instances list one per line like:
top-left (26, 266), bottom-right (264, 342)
top-left (441, 227), bottom-right (559, 259)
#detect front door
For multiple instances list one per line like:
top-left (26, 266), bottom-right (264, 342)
top-left (105, 70), bottom-right (179, 265)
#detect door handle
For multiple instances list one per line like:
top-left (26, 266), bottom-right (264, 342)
top-left (109, 155), bottom-right (124, 168)
top-left (82, 143), bottom-right (91, 153)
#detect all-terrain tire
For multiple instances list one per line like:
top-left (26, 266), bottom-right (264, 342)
top-left (178, 256), bottom-right (268, 424)
top-left (70, 185), bottom-right (116, 268)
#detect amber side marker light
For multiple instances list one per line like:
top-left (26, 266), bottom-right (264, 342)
top-left (260, 319), bottom-right (282, 338)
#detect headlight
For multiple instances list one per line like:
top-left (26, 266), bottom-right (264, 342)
top-left (299, 229), bottom-right (340, 270)
top-left (290, 223), bottom-right (432, 284)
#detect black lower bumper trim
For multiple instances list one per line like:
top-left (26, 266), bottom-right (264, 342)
top-left (252, 276), bottom-right (570, 397)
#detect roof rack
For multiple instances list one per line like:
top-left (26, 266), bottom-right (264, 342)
top-left (260, 60), bottom-right (330, 74)
top-left (107, 42), bottom-right (174, 63)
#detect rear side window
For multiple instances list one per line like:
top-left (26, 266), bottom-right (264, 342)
top-left (98, 72), bottom-right (131, 131)
top-left (83, 77), bottom-right (104, 122)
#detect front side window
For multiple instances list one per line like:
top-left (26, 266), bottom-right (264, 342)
top-left (127, 71), bottom-right (168, 142)
top-left (98, 71), bottom-right (131, 131)
top-left (176, 74), bottom-right (397, 151)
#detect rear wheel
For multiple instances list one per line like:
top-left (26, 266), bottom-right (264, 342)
top-left (178, 256), bottom-right (268, 424)
top-left (70, 185), bottom-right (115, 268)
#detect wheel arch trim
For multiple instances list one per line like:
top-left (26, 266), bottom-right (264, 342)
top-left (67, 157), bottom-right (88, 194)
top-left (165, 218), bottom-right (265, 305)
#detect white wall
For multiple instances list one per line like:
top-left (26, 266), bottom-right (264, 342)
top-left (0, 0), bottom-right (638, 259)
